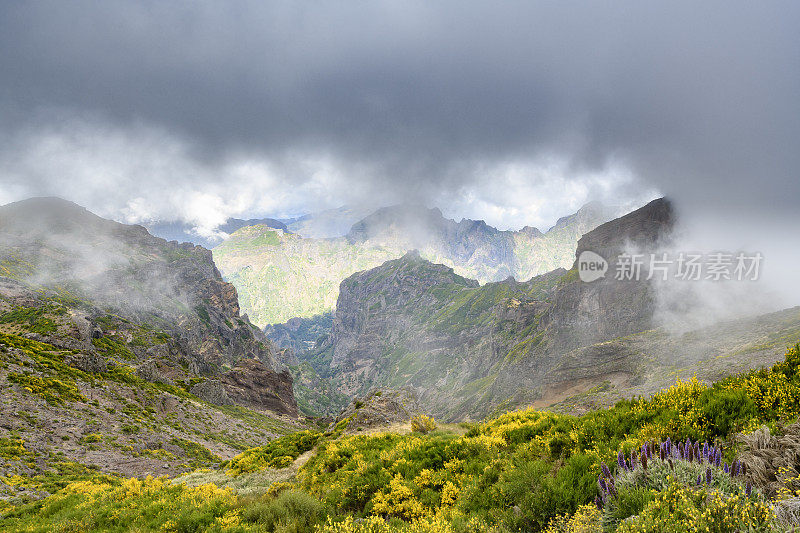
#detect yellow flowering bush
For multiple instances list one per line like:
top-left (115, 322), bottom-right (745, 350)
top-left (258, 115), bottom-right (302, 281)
top-left (2, 477), bottom-right (240, 532)
top-left (410, 414), bottom-right (437, 434)
top-left (616, 483), bottom-right (775, 532)
top-left (545, 504), bottom-right (603, 533)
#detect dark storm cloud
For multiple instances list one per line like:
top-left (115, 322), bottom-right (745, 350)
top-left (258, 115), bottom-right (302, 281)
top-left (0, 1), bottom-right (798, 220)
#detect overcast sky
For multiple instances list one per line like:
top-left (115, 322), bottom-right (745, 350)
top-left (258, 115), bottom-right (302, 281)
top-left (0, 1), bottom-right (798, 236)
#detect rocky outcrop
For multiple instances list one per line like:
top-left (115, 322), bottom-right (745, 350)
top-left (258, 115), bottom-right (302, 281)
top-left (66, 352), bottom-right (108, 374)
top-left (220, 358), bottom-right (298, 417)
top-left (332, 389), bottom-right (421, 432)
top-left (190, 379), bottom-right (233, 406)
top-left (539, 198), bottom-right (675, 352)
top-left (0, 197), bottom-right (297, 417)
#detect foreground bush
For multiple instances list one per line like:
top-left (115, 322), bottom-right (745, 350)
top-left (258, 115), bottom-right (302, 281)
top-left (2, 477), bottom-right (240, 532)
top-left (410, 414), bottom-right (437, 434)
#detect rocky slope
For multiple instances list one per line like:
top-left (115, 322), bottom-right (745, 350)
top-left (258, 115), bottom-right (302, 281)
top-left (213, 202), bottom-right (618, 326)
top-left (0, 197), bottom-right (306, 487)
top-left (300, 198), bottom-right (800, 420)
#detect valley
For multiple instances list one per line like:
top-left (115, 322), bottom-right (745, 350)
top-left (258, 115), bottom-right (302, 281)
top-left (1, 196), bottom-right (798, 532)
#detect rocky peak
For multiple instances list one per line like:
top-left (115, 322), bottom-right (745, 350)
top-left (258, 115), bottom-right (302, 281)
top-left (574, 197), bottom-right (674, 261)
top-left (541, 197), bottom-right (675, 351)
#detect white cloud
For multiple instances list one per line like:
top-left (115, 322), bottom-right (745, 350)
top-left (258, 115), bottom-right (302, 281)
top-left (0, 116), bottom-right (654, 232)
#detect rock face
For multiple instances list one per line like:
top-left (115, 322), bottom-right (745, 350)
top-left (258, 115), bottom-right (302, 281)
top-left (190, 380), bottom-right (233, 406)
top-left (214, 201), bottom-right (618, 326)
top-left (220, 358), bottom-right (298, 417)
top-left (0, 197), bottom-right (296, 417)
top-left (332, 389), bottom-right (421, 432)
top-left (264, 312), bottom-right (334, 363)
top-left (301, 198), bottom-right (678, 420)
top-left (538, 198), bottom-right (675, 353)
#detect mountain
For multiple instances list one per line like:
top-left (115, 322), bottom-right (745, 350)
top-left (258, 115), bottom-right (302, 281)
top-left (284, 205), bottom-right (375, 238)
top-left (0, 197), bottom-right (303, 482)
top-left (146, 217), bottom-right (289, 248)
top-left (297, 198), bottom-right (800, 420)
top-left (213, 202), bottom-right (618, 326)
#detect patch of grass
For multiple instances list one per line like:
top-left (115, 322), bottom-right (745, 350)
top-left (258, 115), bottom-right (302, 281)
top-left (0, 305), bottom-right (62, 335)
top-left (8, 373), bottom-right (86, 405)
top-left (92, 336), bottom-right (135, 361)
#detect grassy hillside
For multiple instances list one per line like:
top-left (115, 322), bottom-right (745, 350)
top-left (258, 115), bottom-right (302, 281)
top-left (5, 344), bottom-right (800, 531)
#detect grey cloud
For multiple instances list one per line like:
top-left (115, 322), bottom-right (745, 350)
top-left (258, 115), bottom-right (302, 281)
top-left (0, 1), bottom-right (798, 222)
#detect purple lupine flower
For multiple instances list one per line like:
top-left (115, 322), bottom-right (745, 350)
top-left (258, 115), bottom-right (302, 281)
top-left (715, 449), bottom-right (722, 468)
top-left (607, 478), bottom-right (617, 497)
top-left (746, 481), bottom-right (752, 497)
top-left (666, 437), bottom-right (672, 452)
top-left (695, 442), bottom-right (701, 462)
top-left (706, 467), bottom-right (712, 485)
top-left (696, 475), bottom-right (702, 486)
top-left (631, 450), bottom-right (637, 468)
top-left (618, 450), bottom-right (626, 471)
top-left (684, 440), bottom-right (691, 459)
top-left (598, 477), bottom-right (607, 492)
top-left (601, 463), bottom-right (612, 479)
top-left (594, 496), bottom-right (603, 510)
top-left (724, 463), bottom-right (730, 474)
top-left (703, 442), bottom-right (709, 460)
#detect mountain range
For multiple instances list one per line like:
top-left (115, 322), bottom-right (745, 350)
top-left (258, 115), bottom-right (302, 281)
top-left (212, 202), bottom-right (619, 326)
top-left (287, 199), bottom-right (800, 419)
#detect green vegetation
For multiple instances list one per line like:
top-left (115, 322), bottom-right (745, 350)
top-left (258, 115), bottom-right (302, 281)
top-left (5, 344), bottom-right (800, 531)
top-left (0, 305), bottom-right (63, 334)
top-left (226, 431), bottom-right (323, 476)
top-left (7, 372), bottom-right (86, 405)
top-left (92, 336), bottom-right (136, 360)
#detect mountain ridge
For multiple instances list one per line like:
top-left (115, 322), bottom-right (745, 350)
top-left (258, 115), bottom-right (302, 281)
top-left (214, 201), bottom-right (620, 326)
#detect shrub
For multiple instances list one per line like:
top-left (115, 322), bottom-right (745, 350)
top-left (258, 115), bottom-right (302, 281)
top-left (227, 430), bottom-right (322, 476)
top-left (410, 415), bottom-right (436, 434)
top-left (239, 489), bottom-right (325, 532)
top-left (695, 387), bottom-right (757, 438)
top-left (616, 483), bottom-right (775, 532)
